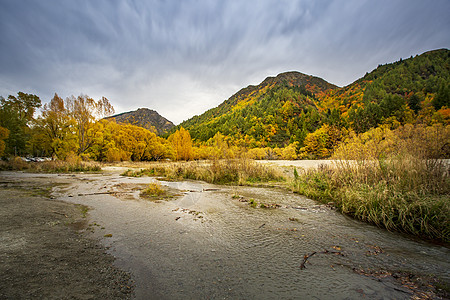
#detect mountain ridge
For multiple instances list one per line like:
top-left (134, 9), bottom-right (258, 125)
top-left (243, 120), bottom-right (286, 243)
top-left (170, 48), bottom-right (449, 147)
top-left (219, 71), bottom-right (337, 110)
top-left (105, 108), bottom-right (174, 135)
top-left (111, 49), bottom-right (448, 148)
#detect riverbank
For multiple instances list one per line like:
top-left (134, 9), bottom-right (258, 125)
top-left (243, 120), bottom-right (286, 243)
top-left (0, 175), bottom-right (134, 299)
top-left (1, 168), bottom-right (449, 299)
top-left (118, 158), bottom-right (450, 244)
top-left (286, 158), bottom-right (449, 243)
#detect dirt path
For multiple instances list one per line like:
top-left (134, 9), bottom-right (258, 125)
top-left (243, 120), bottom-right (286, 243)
top-left (0, 176), bottom-right (134, 299)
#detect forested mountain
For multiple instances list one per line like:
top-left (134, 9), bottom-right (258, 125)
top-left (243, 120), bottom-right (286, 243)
top-left (318, 48), bottom-right (450, 133)
top-left (174, 71), bottom-right (338, 147)
top-left (172, 49), bottom-right (449, 155)
top-left (105, 108), bottom-right (174, 135)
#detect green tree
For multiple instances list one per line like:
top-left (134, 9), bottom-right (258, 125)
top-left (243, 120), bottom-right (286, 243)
top-left (432, 81), bottom-right (450, 110)
top-left (0, 126), bottom-right (9, 156)
top-left (408, 94), bottom-right (421, 113)
top-left (0, 92), bottom-right (41, 156)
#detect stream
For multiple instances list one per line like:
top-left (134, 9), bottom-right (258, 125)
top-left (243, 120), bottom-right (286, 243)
top-left (4, 169), bottom-right (449, 299)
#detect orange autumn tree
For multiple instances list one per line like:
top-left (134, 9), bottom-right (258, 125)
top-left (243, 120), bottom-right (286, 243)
top-left (169, 127), bottom-right (193, 160)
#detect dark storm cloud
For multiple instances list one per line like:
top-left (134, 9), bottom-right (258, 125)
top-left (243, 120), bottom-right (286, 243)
top-left (0, 0), bottom-right (449, 124)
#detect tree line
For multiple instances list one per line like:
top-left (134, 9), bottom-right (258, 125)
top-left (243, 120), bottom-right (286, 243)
top-left (1, 88), bottom-right (449, 162)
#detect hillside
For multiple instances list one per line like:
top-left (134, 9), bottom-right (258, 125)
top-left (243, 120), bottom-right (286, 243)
top-left (175, 71), bottom-right (338, 147)
top-left (317, 48), bottom-right (450, 132)
top-left (173, 49), bottom-right (449, 149)
top-left (105, 108), bottom-right (174, 135)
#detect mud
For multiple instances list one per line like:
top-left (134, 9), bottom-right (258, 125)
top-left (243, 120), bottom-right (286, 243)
top-left (0, 175), bottom-right (134, 299)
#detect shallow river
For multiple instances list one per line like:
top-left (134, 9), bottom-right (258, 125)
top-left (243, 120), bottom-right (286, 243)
top-left (4, 170), bottom-right (449, 299)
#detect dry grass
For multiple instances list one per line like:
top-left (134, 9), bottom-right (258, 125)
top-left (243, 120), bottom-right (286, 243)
top-left (0, 157), bottom-right (101, 173)
top-left (291, 157), bottom-right (450, 243)
top-left (291, 124), bottom-right (450, 243)
top-left (121, 158), bottom-right (284, 185)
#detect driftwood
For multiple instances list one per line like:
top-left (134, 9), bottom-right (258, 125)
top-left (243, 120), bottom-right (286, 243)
top-left (300, 249), bottom-right (343, 270)
top-left (300, 252), bottom-right (317, 269)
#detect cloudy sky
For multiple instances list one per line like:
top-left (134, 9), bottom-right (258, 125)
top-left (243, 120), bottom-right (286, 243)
top-left (1, 0), bottom-right (449, 124)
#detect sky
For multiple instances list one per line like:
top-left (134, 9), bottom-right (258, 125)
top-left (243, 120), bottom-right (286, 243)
top-left (1, 0), bottom-right (449, 124)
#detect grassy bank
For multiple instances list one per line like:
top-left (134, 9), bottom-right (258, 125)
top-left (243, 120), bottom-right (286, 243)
top-left (122, 156), bottom-right (449, 242)
top-left (0, 157), bottom-right (101, 173)
top-left (291, 157), bottom-right (449, 243)
top-left (122, 158), bottom-right (284, 185)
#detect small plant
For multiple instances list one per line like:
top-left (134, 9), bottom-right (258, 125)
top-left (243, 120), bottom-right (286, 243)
top-left (141, 182), bottom-right (167, 199)
top-left (121, 167), bottom-right (163, 178)
top-left (249, 199), bottom-right (258, 208)
top-left (120, 169), bottom-right (136, 177)
top-left (77, 204), bottom-right (89, 218)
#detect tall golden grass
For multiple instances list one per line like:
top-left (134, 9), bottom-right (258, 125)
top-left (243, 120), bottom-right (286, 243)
top-left (122, 158), bottom-right (284, 185)
top-left (292, 124), bottom-right (450, 242)
top-left (0, 156), bottom-right (101, 173)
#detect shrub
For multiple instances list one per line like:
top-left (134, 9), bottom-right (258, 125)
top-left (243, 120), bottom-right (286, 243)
top-left (141, 182), bottom-right (167, 198)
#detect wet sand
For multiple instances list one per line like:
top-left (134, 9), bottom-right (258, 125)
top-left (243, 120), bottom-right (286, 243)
top-left (0, 174), bottom-right (134, 299)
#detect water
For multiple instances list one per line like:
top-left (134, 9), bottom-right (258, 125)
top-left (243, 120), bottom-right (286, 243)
top-left (2, 170), bottom-right (449, 299)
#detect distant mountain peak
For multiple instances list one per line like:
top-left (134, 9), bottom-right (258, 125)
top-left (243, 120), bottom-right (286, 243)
top-left (221, 71), bottom-right (337, 109)
top-left (105, 108), bottom-right (174, 135)
top-left (262, 71), bottom-right (337, 92)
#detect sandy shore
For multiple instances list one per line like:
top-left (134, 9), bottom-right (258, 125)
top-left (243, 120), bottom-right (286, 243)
top-left (0, 174), bottom-right (134, 299)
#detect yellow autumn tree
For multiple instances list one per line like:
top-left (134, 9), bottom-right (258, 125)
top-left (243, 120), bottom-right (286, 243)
top-left (299, 124), bottom-right (343, 159)
top-left (169, 127), bottom-right (193, 160)
top-left (32, 93), bottom-right (78, 159)
top-left (87, 121), bottom-right (173, 162)
top-left (246, 147), bottom-right (267, 160)
top-left (66, 95), bottom-right (115, 156)
top-left (281, 142), bottom-right (298, 160)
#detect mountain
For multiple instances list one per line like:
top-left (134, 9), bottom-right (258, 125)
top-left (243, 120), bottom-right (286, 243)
top-left (175, 71), bottom-right (338, 146)
top-left (105, 108), bottom-right (175, 135)
top-left (173, 49), bottom-right (449, 148)
top-left (317, 48), bottom-right (450, 132)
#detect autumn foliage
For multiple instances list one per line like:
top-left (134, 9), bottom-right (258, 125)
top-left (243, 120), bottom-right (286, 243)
top-left (0, 49), bottom-right (449, 162)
